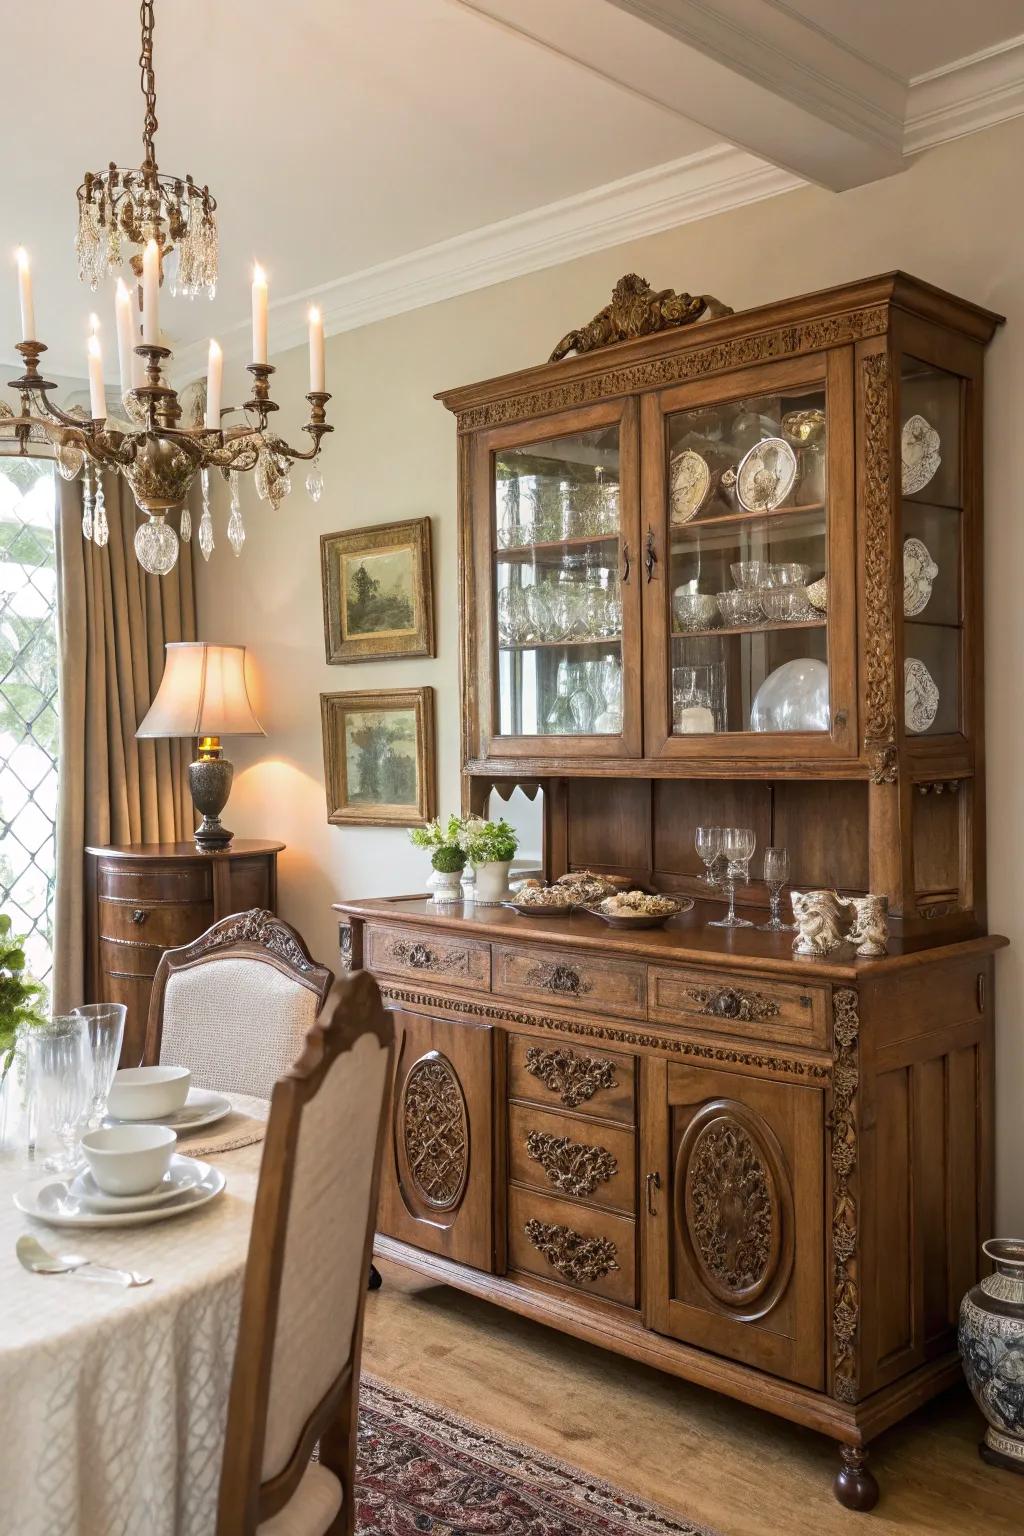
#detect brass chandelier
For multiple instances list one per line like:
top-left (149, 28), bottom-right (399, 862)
top-left (1, 0), bottom-right (331, 576)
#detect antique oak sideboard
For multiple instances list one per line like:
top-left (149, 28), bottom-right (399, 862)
top-left (336, 272), bottom-right (1007, 1509)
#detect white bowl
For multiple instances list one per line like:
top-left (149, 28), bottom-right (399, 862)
top-left (81, 1124), bottom-right (178, 1196)
top-left (107, 1065), bottom-right (191, 1121)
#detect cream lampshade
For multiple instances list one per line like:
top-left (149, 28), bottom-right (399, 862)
top-left (137, 642), bottom-right (265, 850)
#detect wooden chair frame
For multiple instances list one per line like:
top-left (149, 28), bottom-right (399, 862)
top-left (144, 908), bottom-right (333, 1067)
top-left (216, 970), bottom-right (394, 1536)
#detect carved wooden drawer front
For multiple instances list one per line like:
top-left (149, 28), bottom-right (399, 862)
top-left (508, 1186), bottom-right (636, 1307)
top-left (97, 861), bottom-right (212, 904)
top-left (97, 898), bottom-right (213, 948)
top-left (493, 943), bottom-right (646, 1020)
top-left (508, 1103), bottom-right (636, 1215)
top-left (508, 1034), bottom-right (636, 1125)
top-left (365, 924), bottom-right (491, 990)
top-left (99, 939), bottom-right (165, 979)
top-left (647, 966), bottom-right (828, 1049)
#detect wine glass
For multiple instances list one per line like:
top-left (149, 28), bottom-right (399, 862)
top-left (74, 1003), bottom-right (127, 1129)
top-left (695, 826), bottom-right (722, 886)
top-left (758, 847), bottom-right (794, 932)
top-left (26, 1016), bottom-right (92, 1173)
top-left (709, 826), bottom-right (755, 928)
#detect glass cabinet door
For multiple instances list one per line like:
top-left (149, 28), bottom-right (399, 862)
top-left (642, 355), bottom-right (856, 759)
top-left (473, 403), bottom-right (641, 759)
top-left (899, 355), bottom-right (964, 739)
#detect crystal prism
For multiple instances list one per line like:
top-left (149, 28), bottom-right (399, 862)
top-left (306, 459), bottom-right (323, 503)
top-left (81, 494), bottom-right (93, 541)
top-left (198, 508), bottom-right (214, 561)
top-left (93, 484), bottom-right (109, 548)
top-left (56, 441), bottom-right (84, 481)
top-left (134, 516), bottom-right (179, 575)
top-left (227, 506), bottom-right (245, 556)
top-left (179, 507), bottom-right (192, 542)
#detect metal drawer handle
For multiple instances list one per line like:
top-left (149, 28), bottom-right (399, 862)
top-left (523, 1217), bottom-right (620, 1284)
top-left (622, 543), bottom-right (631, 584)
top-left (644, 527), bottom-right (658, 582)
top-left (526, 1130), bottom-right (618, 1198)
top-left (527, 962), bottom-right (591, 997)
top-left (646, 1170), bottom-right (661, 1216)
top-left (523, 1046), bottom-right (617, 1107)
top-left (685, 984), bottom-right (780, 1023)
top-left (131, 909), bottom-right (148, 925)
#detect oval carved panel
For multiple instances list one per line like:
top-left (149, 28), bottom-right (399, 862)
top-left (677, 1100), bottom-right (794, 1318)
top-left (397, 1051), bottom-right (469, 1212)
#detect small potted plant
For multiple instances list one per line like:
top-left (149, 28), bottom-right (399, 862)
top-left (0, 913), bottom-right (47, 1081)
top-left (409, 815), bottom-right (468, 902)
top-left (458, 815), bottom-right (519, 905)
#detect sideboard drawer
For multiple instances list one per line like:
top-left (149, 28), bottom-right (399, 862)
top-left (100, 938), bottom-right (164, 979)
top-left (648, 966), bottom-right (828, 1049)
top-left (508, 1035), bottom-right (636, 1124)
top-left (98, 898), bottom-right (212, 949)
top-left (365, 923), bottom-right (491, 990)
top-left (508, 1185), bottom-right (636, 1307)
top-left (97, 861), bottom-right (212, 904)
top-left (509, 1102), bottom-right (636, 1215)
top-left (493, 943), bottom-right (646, 1019)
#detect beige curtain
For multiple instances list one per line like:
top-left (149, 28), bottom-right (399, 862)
top-left (52, 472), bottom-right (197, 1010)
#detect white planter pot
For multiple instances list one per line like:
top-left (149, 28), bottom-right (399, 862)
top-left (472, 859), bottom-right (512, 905)
top-left (427, 867), bottom-right (464, 902)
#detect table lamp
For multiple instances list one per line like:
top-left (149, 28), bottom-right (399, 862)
top-left (137, 642), bottom-right (265, 850)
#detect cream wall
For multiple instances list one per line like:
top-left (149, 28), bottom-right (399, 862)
top-left (197, 115), bottom-right (1024, 1229)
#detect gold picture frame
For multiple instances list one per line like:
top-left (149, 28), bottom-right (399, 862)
top-left (320, 517), bottom-right (435, 664)
top-left (320, 686), bottom-right (436, 827)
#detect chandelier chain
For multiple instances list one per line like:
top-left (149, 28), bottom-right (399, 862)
top-left (139, 0), bottom-right (158, 174)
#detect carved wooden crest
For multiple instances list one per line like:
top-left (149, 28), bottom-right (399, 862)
top-left (549, 273), bottom-right (732, 362)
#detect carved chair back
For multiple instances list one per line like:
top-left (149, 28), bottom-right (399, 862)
top-left (216, 972), bottom-right (393, 1535)
top-left (145, 909), bottom-right (333, 1099)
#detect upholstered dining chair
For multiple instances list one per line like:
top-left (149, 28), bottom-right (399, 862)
top-left (216, 971), bottom-right (393, 1536)
top-left (144, 909), bottom-right (333, 1100)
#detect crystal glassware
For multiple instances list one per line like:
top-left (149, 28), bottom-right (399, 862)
top-left (73, 1003), bottom-right (127, 1130)
top-left (594, 654), bottom-right (623, 734)
top-left (26, 1015), bottom-right (92, 1173)
top-left (758, 847), bottom-right (794, 931)
top-left (695, 825), bottom-right (723, 886)
top-left (709, 826), bottom-right (755, 928)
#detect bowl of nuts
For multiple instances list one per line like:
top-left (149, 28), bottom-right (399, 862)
top-left (587, 890), bottom-right (694, 929)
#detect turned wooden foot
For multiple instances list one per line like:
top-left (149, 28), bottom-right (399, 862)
top-left (368, 1262), bottom-right (383, 1292)
top-left (833, 1445), bottom-right (879, 1511)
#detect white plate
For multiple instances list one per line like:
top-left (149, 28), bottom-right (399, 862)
top-left (669, 449), bottom-right (711, 524)
top-left (104, 1087), bottom-right (231, 1135)
top-left (736, 437), bottom-right (798, 512)
top-left (901, 414), bottom-right (941, 496)
top-left (905, 657), bottom-right (940, 733)
top-left (903, 536), bottom-right (939, 617)
top-left (13, 1163), bottom-right (225, 1229)
top-left (69, 1154), bottom-right (206, 1213)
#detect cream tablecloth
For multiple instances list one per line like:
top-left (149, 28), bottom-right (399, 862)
top-left (0, 1093), bottom-right (269, 1536)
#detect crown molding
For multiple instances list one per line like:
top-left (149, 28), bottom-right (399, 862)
top-left (904, 33), bottom-right (1024, 154)
top-left (171, 144), bottom-right (801, 381)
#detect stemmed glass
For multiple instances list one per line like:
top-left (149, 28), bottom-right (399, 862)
top-left (695, 826), bottom-right (722, 887)
top-left (709, 826), bottom-right (756, 928)
top-left (26, 1015), bottom-right (92, 1173)
top-left (74, 1003), bottom-right (127, 1130)
top-left (758, 847), bottom-right (794, 932)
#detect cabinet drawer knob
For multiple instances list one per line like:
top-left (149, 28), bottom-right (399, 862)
top-left (131, 909), bottom-right (148, 925)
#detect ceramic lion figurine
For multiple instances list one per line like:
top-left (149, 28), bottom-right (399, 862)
top-left (549, 274), bottom-right (732, 362)
top-left (845, 894), bottom-right (889, 958)
top-left (790, 889), bottom-right (851, 956)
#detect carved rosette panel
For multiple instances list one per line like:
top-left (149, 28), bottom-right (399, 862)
top-left (861, 352), bottom-right (898, 783)
top-left (685, 986), bottom-right (782, 1023)
top-left (386, 938), bottom-right (468, 975)
top-left (678, 1101), bottom-right (793, 1315)
top-left (398, 1052), bottom-right (469, 1211)
top-left (523, 1218), bottom-right (620, 1284)
top-left (524, 1045), bottom-right (617, 1107)
top-left (831, 989), bottom-right (861, 1402)
top-left (525, 1130), bottom-right (618, 1199)
top-left (525, 962), bottom-right (592, 998)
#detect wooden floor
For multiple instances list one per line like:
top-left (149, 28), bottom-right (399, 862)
top-left (363, 1259), bottom-right (1024, 1536)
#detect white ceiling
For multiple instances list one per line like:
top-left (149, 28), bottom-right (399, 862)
top-left (1, 0), bottom-right (1021, 380)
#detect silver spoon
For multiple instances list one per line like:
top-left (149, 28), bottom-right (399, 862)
top-left (16, 1234), bottom-right (152, 1288)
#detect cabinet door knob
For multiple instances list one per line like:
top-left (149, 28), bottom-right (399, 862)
top-left (131, 909), bottom-right (148, 925)
top-left (646, 1170), bottom-right (661, 1216)
top-left (622, 543), bottom-right (631, 584)
top-left (645, 528), bottom-right (658, 582)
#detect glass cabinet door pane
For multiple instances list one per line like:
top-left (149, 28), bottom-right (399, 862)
top-left (900, 356), bottom-right (964, 737)
top-left (494, 426), bottom-right (623, 738)
top-left (666, 384), bottom-right (829, 735)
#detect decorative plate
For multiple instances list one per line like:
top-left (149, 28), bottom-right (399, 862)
top-left (103, 1087), bottom-right (232, 1135)
top-left (13, 1163), bottom-right (226, 1229)
top-left (669, 449), bottom-right (711, 524)
top-left (501, 898), bottom-right (588, 917)
top-left (587, 897), bottom-right (694, 931)
top-left (903, 537), bottom-right (939, 617)
top-left (736, 437), bottom-right (798, 512)
top-left (901, 414), bottom-right (941, 496)
top-left (904, 657), bottom-right (940, 733)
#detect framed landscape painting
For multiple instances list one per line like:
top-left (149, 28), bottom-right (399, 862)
top-left (320, 517), bottom-right (434, 663)
top-left (320, 686), bottom-right (436, 827)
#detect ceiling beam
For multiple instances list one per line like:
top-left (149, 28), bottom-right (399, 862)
top-left (456, 0), bottom-right (908, 190)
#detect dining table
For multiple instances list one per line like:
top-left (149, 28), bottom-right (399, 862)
top-left (0, 1090), bottom-right (270, 1536)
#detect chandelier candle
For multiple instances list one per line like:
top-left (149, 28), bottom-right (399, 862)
top-left (15, 249), bottom-right (34, 342)
top-left (205, 340), bottom-right (223, 430)
top-left (252, 265), bottom-right (269, 365)
top-left (142, 239), bottom-right (160, 344)
top-left (308, 306), bottom-right (325, 392)
top-left (87, 333), bottom-right (106, 422)
top-left (114, 280), bottom-right (135, 400)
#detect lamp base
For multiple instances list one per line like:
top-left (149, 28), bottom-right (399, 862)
top-left (188, 752), bottom-right (235, 852)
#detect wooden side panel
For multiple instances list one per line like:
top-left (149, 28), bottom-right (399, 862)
top-left (872, 1066), bottom-right (913, 1366)
top-left (225, 855), bottom-right (273, 914)
top-left (378, 1008), bottom-right (495, 1272)
top-left (566, 778), bottom-right (651, 880)
top-left (772, 781), bottom-right (869, 892)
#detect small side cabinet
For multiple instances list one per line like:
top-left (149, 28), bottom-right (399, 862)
top-left (85, 840), bottom-right (283, 1066)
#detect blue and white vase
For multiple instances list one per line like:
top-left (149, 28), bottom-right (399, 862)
top-left (960, 1238), bottom-right (1024, 1472)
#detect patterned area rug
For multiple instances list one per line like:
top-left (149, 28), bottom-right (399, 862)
top-left (355, 1376), bottom-right (719, 1535)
